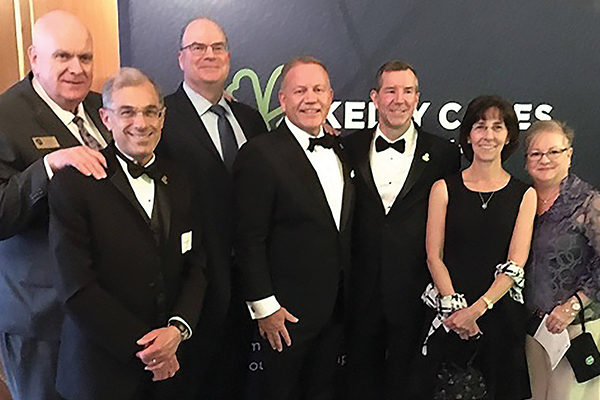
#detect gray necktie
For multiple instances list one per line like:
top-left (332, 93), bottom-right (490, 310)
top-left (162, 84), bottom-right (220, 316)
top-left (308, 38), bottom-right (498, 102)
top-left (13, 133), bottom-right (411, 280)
top-left (72, 115), bottom-right (102, 150)
top-left (209, 104), bottom-right (238, 171)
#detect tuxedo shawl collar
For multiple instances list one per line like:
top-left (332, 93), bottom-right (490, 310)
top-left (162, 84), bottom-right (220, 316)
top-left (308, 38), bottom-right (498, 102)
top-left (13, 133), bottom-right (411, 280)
top-left (275, 123), bottom-right (352, 232)
top-left (354, 124), bottom-right (434, 214)
top-left (103, 145), bottom-right (171, 245)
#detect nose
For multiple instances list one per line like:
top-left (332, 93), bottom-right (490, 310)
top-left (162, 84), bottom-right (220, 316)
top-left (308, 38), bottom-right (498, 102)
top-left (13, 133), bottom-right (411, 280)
top-left (203, 45), bottom-right (216, 59)
top-left (131, 110), bottom-right (148, 128)
top-left (67, 57), bottom-right (84, 74)
top-left (304, 89), bottom-right (317, 103)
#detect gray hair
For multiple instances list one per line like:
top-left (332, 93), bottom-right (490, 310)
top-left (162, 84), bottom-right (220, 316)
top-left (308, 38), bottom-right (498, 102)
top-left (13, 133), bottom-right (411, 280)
top-left (102, 67), bottom-right (163, 107)
top-left (280, 55), bottom-right (329, 89)
top-left (523, 120), bottom-right (574, 151)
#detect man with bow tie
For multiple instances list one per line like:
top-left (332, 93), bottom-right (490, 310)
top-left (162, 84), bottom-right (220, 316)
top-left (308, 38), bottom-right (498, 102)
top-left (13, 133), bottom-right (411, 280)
top-left (48, 68), bottom-right (207, 400)
top-left (234, 56), bottom-right (354, 400)
top-left (343, 60), bottom-right (460, 399)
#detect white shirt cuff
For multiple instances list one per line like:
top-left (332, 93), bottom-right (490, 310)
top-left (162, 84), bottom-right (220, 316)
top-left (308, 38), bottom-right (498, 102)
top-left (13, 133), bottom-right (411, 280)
top-left (43, 155), bottom-right (54, 180)
top-left (168, 316), bottom-right (193, 339)
top-left (246, 296), bottom-right (281, 319)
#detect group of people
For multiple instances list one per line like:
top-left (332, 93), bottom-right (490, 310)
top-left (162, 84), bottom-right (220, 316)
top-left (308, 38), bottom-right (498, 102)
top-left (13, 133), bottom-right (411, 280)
top-left (0, 8), bottom-right (598, 400)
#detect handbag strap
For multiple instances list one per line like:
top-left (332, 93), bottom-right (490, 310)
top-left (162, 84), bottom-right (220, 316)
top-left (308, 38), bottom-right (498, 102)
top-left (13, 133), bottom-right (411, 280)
top-left (574, 292), bottom-right (586, 333)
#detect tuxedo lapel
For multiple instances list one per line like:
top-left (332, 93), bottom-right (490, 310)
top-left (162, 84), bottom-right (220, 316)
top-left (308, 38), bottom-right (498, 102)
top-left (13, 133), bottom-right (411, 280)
top-left (153, 163), bottom-right (171, 246)
top-left (355, 129), bottom-right (385, 211)
top-left (104, 148), bottom-right (152, 228)
top-left (393, 129), bottom-right (433, 204)
top-left (25, 89), bottom-right (80, 149)
top-left (276, 125), bottom-right (339, 231)
top-left (336, 142), bottom-right (354, 232)
top-left (171, 85), bottom-right (223, 165)
top-left (83, 97), bottom-right (111, 144)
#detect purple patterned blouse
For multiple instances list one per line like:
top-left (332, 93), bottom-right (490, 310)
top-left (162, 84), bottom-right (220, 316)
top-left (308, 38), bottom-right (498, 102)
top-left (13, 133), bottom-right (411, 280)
top-left (525, 174), bottom-right (600, 322)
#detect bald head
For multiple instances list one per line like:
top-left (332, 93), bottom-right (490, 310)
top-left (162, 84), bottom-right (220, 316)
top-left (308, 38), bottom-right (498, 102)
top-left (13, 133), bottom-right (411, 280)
top-left (29, 10), bottom-right (93, 112)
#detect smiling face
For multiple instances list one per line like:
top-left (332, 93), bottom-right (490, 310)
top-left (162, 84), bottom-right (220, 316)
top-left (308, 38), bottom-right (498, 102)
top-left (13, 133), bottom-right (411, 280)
top-left (29, 12), bottom-right (93, 112)
top-left (178, 18), bottom-right (230, 92)
top-left (100, 81), bottom-right (164, 166)
top-left (526, 129), bottom-right (572, 187)
top-left (278, 62), bottom-right (333, 136)
top-left (370, 69), bottom-right (419, 137)
top-left (467, 107), bottom-right (509, 163)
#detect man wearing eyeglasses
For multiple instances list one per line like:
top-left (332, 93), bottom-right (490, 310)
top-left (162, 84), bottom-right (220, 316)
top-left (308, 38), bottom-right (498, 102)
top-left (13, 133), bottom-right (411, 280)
top-left (0, 10), bottom-right (110, 400)
top-left (157, 17), bottom-right (267, 400)
top-left (48, 67), bottom-right (207, 400)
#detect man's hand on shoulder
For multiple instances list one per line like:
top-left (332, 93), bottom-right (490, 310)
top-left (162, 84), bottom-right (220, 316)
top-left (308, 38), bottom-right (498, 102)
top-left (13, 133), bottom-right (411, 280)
top-left (258, 307), bottom-right (299, 352)
top-left (45, 145), bottom-right (107, 179)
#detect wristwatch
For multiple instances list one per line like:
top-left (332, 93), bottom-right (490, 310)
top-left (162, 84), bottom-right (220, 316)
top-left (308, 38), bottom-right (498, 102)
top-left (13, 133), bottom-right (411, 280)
top-left (168, 320), bottom-right (191, 341)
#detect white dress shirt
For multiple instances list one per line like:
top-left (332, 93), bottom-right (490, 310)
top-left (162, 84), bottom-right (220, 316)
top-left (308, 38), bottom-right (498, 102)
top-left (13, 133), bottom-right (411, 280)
top-left (247, 117), bottom-right (345, 319)
top-left (114, 146), bottom-right (193, 338)
top-left (370, 122), bottom-right (417, 214)
top-left (33, 77), bottom-right (108, 179)
top-left (182, 83), bottom-right (247, 157)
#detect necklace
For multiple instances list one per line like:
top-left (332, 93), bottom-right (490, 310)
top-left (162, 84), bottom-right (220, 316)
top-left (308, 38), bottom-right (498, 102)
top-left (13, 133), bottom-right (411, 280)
top-left (538, 190), bottom-right (559, 205)
top-left (478, 191), bottom-right (495, 210)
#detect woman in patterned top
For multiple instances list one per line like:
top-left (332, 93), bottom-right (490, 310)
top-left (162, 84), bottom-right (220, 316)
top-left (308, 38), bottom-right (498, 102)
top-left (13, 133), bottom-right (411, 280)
top-left (524, 120), bottom-right (600, 399)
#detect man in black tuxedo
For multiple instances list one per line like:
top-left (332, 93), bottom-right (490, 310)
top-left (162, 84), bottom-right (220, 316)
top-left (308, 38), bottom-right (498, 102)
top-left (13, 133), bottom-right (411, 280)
top-left (0, 10), bottom-right (110, 400)
top-left (343, 60), bottom-right (461, 399)
top-left (157, 18), bottom-right (267, 399)
top-left (49, 67), bottom-right (207, 400)
top-left (235, 56), bottom-right (354, 400)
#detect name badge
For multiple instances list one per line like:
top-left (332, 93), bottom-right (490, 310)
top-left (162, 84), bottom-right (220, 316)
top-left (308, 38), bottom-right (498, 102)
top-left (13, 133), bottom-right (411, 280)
top-left (32, 136), bottom-right (60, 149)
top-left (181, 231), bottom-right (192, 254)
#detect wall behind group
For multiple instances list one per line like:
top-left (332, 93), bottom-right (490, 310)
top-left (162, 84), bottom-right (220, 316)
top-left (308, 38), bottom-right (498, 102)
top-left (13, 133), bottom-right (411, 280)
top-left (119, 0), bottom-right (600, 187)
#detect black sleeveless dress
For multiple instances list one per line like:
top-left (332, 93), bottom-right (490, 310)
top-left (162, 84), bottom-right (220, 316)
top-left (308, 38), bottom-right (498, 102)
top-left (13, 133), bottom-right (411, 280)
top-left (412, 173), bottom-right (532, 400)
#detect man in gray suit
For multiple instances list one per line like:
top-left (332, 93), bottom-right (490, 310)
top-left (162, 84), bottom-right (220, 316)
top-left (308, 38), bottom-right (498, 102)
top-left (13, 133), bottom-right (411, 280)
top-left (0, 10), bottom-right (109, 400)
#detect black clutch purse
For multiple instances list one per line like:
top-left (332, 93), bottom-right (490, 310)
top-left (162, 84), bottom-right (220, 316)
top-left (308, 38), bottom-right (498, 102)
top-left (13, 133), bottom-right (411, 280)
top-left (565, 294), bottom-right (600, 383)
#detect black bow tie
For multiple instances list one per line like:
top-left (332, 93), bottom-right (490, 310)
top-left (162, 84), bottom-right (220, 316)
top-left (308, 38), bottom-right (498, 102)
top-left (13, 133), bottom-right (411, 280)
top-left (307, 135), bottom-right (336, 152)
top-left (115, 148), bottom-right (164, 182)
top-left (375, 136), bottom-right (405, 153)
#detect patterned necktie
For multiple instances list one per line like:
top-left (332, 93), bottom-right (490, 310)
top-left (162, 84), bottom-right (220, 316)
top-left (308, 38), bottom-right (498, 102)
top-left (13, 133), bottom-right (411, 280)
top-left (375, 136), bottom-right (405, 153)
top-left (72, 115), bottom-right (103, 150)
top-left (209, 104), bottom-right (238, 171)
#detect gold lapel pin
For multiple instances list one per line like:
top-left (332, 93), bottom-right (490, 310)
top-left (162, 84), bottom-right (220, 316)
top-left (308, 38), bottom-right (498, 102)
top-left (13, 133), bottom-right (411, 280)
top-left (422, 153), bottom-right (430, 162)
top-left (161, 175), bottom-right (168, 185)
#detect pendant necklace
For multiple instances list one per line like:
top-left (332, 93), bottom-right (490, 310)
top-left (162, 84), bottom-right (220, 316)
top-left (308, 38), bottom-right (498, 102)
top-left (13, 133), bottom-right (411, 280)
top-left (478, 191), bottom-right (495, 210)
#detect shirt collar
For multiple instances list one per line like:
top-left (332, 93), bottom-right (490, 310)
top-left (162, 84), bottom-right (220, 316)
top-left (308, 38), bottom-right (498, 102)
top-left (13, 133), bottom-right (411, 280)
top-left (182, 82), bottom-right (231, 116)
top-left (32, 76), bottom-right (87, 125)
top-left (284, 117), bottom-right (324, 151)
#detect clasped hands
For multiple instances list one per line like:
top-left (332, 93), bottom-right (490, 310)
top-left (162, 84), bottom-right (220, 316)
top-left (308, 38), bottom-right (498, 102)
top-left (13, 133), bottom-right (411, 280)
top-left (136, 326), bottom-right (182, 381)
top-left (444, 306), bottom-right (483, 340)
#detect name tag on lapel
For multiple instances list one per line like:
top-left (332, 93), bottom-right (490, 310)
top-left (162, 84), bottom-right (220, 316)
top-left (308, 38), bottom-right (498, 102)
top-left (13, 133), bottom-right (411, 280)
top-left (181, 231), bottom-right (192, 254)
top-left (32, 136), bottom-right (60, 149)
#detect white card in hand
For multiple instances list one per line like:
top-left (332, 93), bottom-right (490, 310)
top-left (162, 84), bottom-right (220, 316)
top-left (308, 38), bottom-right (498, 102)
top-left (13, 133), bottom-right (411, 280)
top-left (181, 231), bottom-right (192, 254)
top-left (534, 314), bottom-right (571, 370)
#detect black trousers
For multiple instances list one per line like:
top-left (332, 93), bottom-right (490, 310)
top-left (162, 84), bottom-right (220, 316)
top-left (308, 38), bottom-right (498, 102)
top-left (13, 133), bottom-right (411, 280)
top-left (345, 296), bottom-right (425, 400)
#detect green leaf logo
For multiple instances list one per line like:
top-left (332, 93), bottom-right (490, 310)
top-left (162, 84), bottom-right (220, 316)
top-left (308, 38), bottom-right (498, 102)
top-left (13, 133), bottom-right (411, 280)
top-left (226, 66), bottom-right (284, 129)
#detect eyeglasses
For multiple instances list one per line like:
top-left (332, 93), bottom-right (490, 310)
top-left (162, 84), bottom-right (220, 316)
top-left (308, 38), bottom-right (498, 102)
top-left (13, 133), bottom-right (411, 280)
top-left (180, 41), bottom-right (228, 55)
top-left (105, 106), bottom-right (165, 120)
top-left (526, 147), bottom-right (570, 162)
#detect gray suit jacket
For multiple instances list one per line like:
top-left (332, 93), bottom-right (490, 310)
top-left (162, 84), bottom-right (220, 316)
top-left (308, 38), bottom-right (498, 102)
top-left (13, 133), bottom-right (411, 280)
top-left (0, 73), bottom-right (110, 340)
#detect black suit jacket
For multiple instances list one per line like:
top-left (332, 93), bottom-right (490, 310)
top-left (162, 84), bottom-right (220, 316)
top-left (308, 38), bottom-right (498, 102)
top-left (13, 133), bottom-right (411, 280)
top-left (234, 123), bottom-right (354, 336)
top-left (344, 127), bottom-right (460, 326)
top-left (158, 85), bottom-right (267, 330)
top-left (0, 73), bottom-right (110, 339)
top-left (49, 145), bottom-right (207, 400)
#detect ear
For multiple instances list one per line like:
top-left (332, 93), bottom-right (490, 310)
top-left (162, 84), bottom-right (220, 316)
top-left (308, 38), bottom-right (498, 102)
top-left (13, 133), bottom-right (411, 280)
top-left (27, 46), bottom-right (37, 73)
top-left (369, 89), bottom-right (379, 108)
top-left (99, 108), bottom-right (112, 131)
top-left (278, 90), bottom-right (287, 113)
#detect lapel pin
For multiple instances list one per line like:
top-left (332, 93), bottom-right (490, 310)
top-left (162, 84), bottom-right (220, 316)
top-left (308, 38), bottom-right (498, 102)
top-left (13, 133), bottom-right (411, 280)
top-left (350, 170), bottom-right (355, 178)
top-left (422, 153), bottom-right (430, 162)
top-left (161, 175), bottom-right (168, 185)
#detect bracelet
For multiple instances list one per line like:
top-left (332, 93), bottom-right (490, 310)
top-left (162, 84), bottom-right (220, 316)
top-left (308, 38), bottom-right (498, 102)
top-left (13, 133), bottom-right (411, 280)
top-left (481, 296), bottom-right (494, 310)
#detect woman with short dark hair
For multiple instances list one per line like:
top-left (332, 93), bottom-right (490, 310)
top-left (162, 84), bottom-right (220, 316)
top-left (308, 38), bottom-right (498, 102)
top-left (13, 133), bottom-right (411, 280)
top-left (415, 95), bottom-right (537, 399)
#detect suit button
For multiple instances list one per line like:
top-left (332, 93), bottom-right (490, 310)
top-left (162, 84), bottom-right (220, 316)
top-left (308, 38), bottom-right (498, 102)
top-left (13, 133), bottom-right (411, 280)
top-left (149, 282), bottom-right (156, 288)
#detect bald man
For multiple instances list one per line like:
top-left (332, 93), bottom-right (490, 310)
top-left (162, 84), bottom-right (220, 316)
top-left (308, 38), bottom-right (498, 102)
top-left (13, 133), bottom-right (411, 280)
top-left (157, 17), bottom-right (267, 399)
top-left (0, 10), bottom-right (109, 400)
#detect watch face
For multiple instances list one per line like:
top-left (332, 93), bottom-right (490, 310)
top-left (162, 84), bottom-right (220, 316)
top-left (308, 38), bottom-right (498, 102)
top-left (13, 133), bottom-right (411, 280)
top-left (572, 301), bottom-right (582, 311)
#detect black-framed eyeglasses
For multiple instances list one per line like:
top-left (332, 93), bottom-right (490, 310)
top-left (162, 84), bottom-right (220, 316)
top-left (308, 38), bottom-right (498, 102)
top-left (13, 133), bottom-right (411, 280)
top-left (526, 147), bottom-right (570, 162)
top-left (105, 106), bottom-right (165, 120)
top-left (180, 41), bottom-right (228, 55)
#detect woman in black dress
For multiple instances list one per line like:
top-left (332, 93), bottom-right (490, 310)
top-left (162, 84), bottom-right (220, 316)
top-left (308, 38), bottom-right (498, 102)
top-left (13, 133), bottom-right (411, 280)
top-left (420, 95), bottom-right (537, 399)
